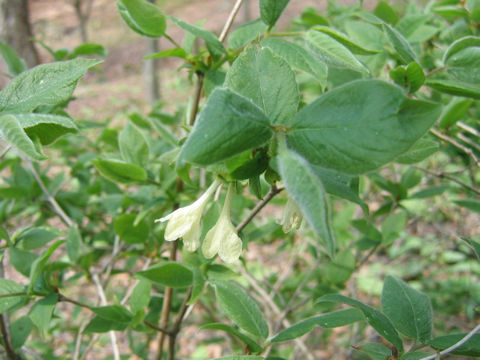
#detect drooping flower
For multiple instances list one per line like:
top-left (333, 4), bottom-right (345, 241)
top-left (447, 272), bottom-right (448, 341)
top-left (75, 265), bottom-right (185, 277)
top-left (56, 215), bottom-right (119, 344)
top-left (202, 184), bottom-right (242, 263)
top-left (279, 196), bottom-right (303, 233)
top-left (155, 179), bottom-right (220, 252)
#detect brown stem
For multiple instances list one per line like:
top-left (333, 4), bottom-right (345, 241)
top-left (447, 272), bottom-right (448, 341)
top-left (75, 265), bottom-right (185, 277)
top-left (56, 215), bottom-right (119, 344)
top-left (0, 314), bottom-right (22, 360)
top-left (219, 0), bottom-right (244, 43)
top-left (0, 259), bottom-right (22, 360)
top-left (155, 241), bottom-right (178, 360)
top-left (167, 287), bottom-right (193, 360)
top-left (188, 72), bottom-right (204, 126)
top-left (236, 186), bottom-right (284, 233)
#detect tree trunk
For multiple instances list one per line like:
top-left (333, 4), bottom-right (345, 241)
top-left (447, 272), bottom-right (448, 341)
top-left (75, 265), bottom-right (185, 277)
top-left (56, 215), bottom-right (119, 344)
top-left (0, 0), bottom-right (40, 68)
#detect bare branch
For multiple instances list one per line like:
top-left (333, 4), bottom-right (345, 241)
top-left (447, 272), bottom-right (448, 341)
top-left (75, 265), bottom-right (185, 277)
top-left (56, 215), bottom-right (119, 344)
top-left (219, 0), bottom-right (243, 43)
top-left (27, 160), bottom-right (75, 227)
top-left (236, 186), bottom-right (284, 233)
top-left (430, 129), bottom-right (480, 168)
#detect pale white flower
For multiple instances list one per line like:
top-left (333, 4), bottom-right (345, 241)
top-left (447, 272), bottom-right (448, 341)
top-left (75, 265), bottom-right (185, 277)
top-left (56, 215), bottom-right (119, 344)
top-left (202, 184), bottom-right (242, 263)
top-left (155, 180), bottom-right (220, 251)
top-left (279, 197), bottom-right (303, 233)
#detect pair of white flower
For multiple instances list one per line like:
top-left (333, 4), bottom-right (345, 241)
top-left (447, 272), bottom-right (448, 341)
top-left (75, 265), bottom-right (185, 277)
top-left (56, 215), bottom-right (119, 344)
top-left (155, 180), bottom-right (242, 263)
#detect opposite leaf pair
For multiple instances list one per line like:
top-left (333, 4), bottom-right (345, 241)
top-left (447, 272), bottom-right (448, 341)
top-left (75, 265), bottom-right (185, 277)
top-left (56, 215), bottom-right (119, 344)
top-left (156, 181), bottom-right (242, 263)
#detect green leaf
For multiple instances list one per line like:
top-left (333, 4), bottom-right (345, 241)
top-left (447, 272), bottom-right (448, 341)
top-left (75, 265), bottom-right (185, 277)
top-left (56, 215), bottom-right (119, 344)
top-left (15, 113), bottom-right (78, 145)
top-left (0, 58), bottom-right (101, 113)
top-left (114, 213), bottom-right (149, 244)
top-left (429, 333), bottom-right (480, 356)
top-left (214, 357), bottom-right (264, 360)
top-left (462, 237), bottom-right (480, 260)
top-left (168, 16), bottom-right (225, 60)
top-left (66, 225), bottom-right (82, 262)
top-left (383, 23), bottom-right (418, 64)
top-left (277, 145), bottom-right (336, 256)
top-left (400, 352), bottom-right (434, 360)
top-left (129, 279), bottom-right (151, 314)
top-left (355, 343), bottom-right (392, 360)
top-left (286, 80), bottom-right (441, 175)
top-left (381, 276), bottom-right (432, 342)
top-left (119, 121), bottom-right (150, 167)
top-left (213, 280), bottom-right (269, 339)
top-left (270, 308), bottom-right (364, 342)
top-left (228, 19), bottom-right (268, 50)
top-left (225, 46), bottom-right (299, 125)
top-left (92, 305), bottom-right (133, 323)
top-left (0, 41), bottom-right (26, 75)
top-left (306, 30), bottom-right (369, 74)
top-left (409, 185), bottom-right (451, 199)
top-left (137, 262), bottom-right (193, 288)
top-left (443, 36), bottom-right (480, 84)
top-left (319, 293), bottom-right (404, 352)
top-left (374, 1), bottom-right (398, 24)
top-left (200, 323), bottom-right (263, 353)
top-left (179, 88), bottom-right (273, 165)
top-left (0, 279), bottom-right (26, 313)
top-left (28, 240), bottom-right (64, 293)
top-left (118, 0), bottom-right (166, 37)
top-left (92, 158), bottom-right (147, 183)
top-left (188, 267), bottom-right (205, 305)
top-left (68, 43), bottom-right (107, 59)
top-left (444, 36), bottom-right (480, 63)
top-left (9, 248), bottom-right (38, 277)
top-left (84, 315), bottom-right (129, 333)
top-left (145, 48), bottom-right (187, 60)
top-left (10, 316), bottom-right (33, 350)
top-left (426, 79), bottom-right (480, 99)
top-left (455, 199), bottom-right (480, 213)
top-left (313, 26), bottom-right (380, 55)
top-left (16, 227), bottom-right (59, 250)
top-left (28, 293), bottom-right (58, 337)
top-left (344, 20), bottom-right (387, 52)
top-left (395, 139), bottom-right (439, 164)
top-left (0, 115), bottom-right (47, 160)
top-left (438, 97), bottom-right (472, 129)
top-left (261, 37), bottom-right (327, 87)
top-left (260, 0), bottom-right (290, 27)
top-left (311, 165), bottom-right (367, 212)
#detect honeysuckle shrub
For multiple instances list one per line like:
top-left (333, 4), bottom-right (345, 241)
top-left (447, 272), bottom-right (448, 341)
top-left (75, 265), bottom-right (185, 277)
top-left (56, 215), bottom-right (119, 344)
top-left (0, 0), bottom-right (479, 359)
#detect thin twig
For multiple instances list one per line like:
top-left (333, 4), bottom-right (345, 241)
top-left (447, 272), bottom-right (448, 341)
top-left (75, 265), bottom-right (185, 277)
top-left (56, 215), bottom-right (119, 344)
top-left (457, 133), bottom-right (480, 152)
top-left (239, 267), bottom-right (315, 360)
top-left (167, 287), bottom-right (193, 360)
top-left (413, 165), bottom-right (480, 196)
top-left (219, 0), bottom-right (243, 43)
top-left (236, 186), bottom-right (284, 233)
top-left (188, 73), bottom-right (205, 126)
top-left (430, 128), bottom-right (480, 168)
top-left (91, 273), bottom-right (121, 360)
top-left (457, 122), bottom-right (480, 139)
top-left (27, 160), bottom-right (75, 227)
top-left (420, 324), bottom-right (480, 360)
top-left (155, 241), bottom-right (178, 360)
top-left (0, 258), bottom-right (22, 360)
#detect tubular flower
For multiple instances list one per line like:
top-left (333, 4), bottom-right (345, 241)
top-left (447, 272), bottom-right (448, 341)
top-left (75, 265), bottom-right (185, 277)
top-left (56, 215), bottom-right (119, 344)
top-left (202, 184), bottom-right (242, 263)
top-left (155, 180), bottom-right (220, 252)
top-left (279, 196), bottom-right (303, 233)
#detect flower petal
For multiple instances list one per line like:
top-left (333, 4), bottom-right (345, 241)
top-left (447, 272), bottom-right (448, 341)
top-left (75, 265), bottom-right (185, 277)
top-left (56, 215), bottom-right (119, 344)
top-left (182, 220), bottom-right (201, 251)
top-left (202, 224), bottom-right (222, 259)
top-left (219, 229), bottom-right (242, 263)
